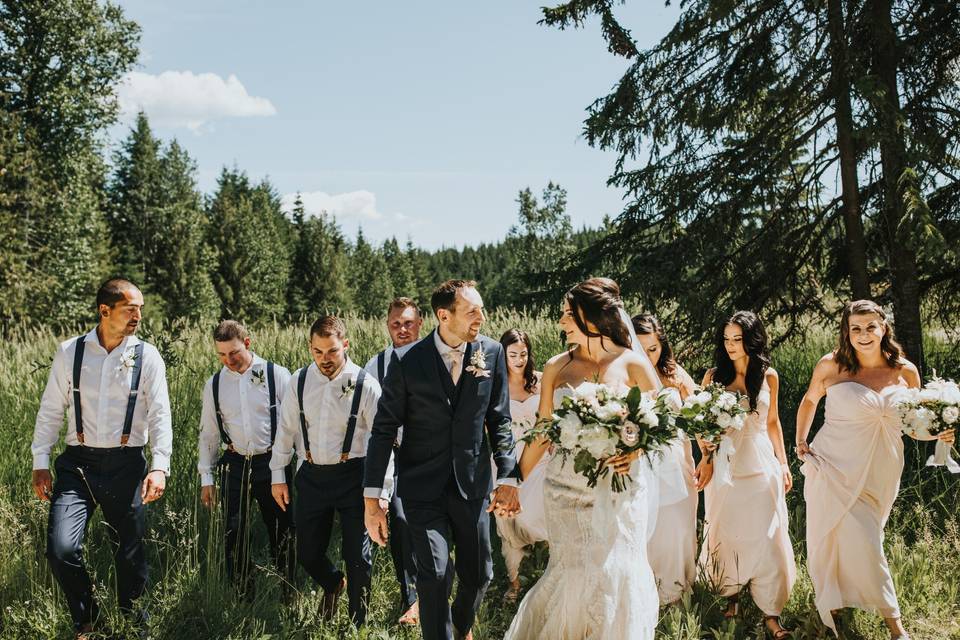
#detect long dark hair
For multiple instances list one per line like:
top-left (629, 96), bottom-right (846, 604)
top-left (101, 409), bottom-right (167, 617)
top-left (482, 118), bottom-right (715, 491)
top-left (632, 313), bottom-right (677, 380)
top-left (500, 328), bottom-right (538, 393)
top-left (834, 300), bottom-right (904, 374)
top-left (712, 310), bottom-right (770, 411)
top-left (564, 278), bottom-right (632, 353)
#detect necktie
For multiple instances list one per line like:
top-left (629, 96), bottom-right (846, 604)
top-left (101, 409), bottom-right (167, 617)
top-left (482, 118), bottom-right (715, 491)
top-left (448, 350), bottom-right (463, 385)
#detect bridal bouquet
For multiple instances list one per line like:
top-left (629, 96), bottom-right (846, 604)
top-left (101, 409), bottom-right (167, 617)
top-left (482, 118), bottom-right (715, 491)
top-left (524, 382), bottom-right (679, 492)
top-left (898, 375), bottom-right (960, 473)
top-left (672, 383), bottom-right (749, 485)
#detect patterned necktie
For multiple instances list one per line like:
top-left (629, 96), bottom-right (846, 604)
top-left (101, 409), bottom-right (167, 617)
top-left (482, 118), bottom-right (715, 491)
top-left (448, 350), bottom-right (463, 385)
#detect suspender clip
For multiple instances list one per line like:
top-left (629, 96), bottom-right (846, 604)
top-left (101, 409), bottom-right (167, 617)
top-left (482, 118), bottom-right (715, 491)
top-left (305, 451), bottom-right (313, 464)
top-left (339, 452), bottom-right (350, 463)
top-left (120, 434), bottom-right (129, 447)
top-left (77, 432), bottom-right (85, 445)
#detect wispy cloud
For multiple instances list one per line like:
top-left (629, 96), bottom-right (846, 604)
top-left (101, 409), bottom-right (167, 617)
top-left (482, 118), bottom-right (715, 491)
top-left (282, 190), bottom-right (383, 221)
top-left (117, 70), bottom-right (276, 132)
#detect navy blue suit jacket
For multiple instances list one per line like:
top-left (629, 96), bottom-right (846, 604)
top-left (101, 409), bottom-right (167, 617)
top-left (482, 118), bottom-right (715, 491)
top-left (363, 330), bottom-right (519, 502)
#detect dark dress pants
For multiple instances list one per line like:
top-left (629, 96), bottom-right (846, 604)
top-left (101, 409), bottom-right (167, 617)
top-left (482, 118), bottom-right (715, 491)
top-left (389, 469), bottom-right (418, 609)
top-left (404, 475), bottom-right (493, 640)
top-left (218, 450), bottom-right (294, 586)
top-left (294, 457), bottom-right (371, 625)
top-left (46, 445), bottom-right (149, 631)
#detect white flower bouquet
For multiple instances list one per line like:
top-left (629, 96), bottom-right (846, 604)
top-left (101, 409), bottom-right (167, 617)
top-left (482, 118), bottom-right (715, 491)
top-left (898, 375), bottom-right (960, 473)
top-left (673, 383), bottom-right (749, 485)
top-left (524, 382), bottom-right (679, 492)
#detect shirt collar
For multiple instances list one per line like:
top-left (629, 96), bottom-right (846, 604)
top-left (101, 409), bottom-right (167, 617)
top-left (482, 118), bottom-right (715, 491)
top-left (222, 352), bottom-right (264, 378)
top-left (314, 357), bottom-right (359, 383)
top-left (85, 327), bottom-right (141, 354)
top-left (433, 329), bottom-right (467, 357)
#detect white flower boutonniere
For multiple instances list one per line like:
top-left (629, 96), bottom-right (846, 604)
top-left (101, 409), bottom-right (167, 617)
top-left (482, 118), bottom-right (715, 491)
top-left (119, 348), bottom-right (139, 371)
top-left (340, 377), bottom-right (357, 399)
top-left (465, 348), bottom-right (491, 378)
top-left (251, 367), bottom-right (266, 387)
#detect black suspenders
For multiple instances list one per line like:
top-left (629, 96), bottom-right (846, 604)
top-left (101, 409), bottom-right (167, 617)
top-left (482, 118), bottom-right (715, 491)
top-left (377, 351), bottom-right (385, 384)
top-left (297, 365), bottom-right (366, 465)
top-left (71, 336), bottom-right (144, 446)
top-left (213, 361), bottom-right (278, 453)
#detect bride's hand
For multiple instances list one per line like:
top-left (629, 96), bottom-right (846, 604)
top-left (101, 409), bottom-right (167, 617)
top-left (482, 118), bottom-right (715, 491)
top-left (606, 450), bottom-right (640, 475)
top-left (938, 428), bottom-right (955, 445)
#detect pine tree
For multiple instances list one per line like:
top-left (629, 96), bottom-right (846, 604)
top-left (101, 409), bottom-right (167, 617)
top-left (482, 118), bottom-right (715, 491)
top-left (207, 168), bottom-right (290, 320)
top-left (288, 196), bottom-right (352, 316)
top-left (349, 228), bottom-right (393, 318)
top-left (382, 237), bottom-right (417, 300)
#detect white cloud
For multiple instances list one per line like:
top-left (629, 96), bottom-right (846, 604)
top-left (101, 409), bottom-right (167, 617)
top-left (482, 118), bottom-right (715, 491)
top-left (117, 70), bottom-right (276, 132)
top-left (282, 190), bottom-right (384, 221)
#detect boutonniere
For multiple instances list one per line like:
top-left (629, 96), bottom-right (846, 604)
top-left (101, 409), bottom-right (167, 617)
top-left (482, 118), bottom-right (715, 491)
top-left (119, 348), bottom-right (139, 371)
top-left (465, 347), bottom-right (491, 378)
top-left (250, 367), bottom-right (266, 387)
top-left (340, 377), bottom-right (357, 399)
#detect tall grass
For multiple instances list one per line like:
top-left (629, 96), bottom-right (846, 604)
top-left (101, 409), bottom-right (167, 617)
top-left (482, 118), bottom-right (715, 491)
top-left (0, 312), bottom-right (957, 639)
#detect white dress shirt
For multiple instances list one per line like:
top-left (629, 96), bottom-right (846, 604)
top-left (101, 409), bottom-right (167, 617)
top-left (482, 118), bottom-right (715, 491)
top-left (32, 328), bottom-right (173, 473)
top-left (269, 359), bottom-right (393, 499)
top-left (433, 331), bottom-right (466, 380)
top-left (197, 353), bottom-right (292, 486)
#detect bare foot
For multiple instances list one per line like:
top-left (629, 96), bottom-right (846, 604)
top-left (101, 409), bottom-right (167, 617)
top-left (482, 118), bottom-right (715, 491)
top-left (398, 600), bottom-right (419, 626)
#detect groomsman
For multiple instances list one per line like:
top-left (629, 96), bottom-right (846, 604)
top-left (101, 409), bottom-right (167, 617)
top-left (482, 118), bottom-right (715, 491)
top-left (31, 278), bottom-right (172, 639)
top-left (270, 315), bottom-right (392, 626)
top-left (363, 297), bottom-right (423, 625)
top-left (198, 320), bottom-right (294, 589)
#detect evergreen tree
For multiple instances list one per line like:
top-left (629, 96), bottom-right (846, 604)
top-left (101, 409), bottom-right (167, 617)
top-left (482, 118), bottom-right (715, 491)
top-left (349, 228), bottom-right (393, 317)
top-left (0, 0), bottom-right (139, 330)
top-left (540, 0), bottom-right (960, 364)
top-left (288, 196), bottom-right (352, 316)
top-left (107, 112), bottom-right (162, 284)
top-left (207, 168), bottom-right (290, 320)
top-left (155, 140), bottom-right (218, 320)
top-left (382, 237), bottom-right (418, 300)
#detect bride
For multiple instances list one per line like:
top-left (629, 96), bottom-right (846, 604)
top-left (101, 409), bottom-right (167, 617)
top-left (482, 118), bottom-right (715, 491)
top-left (504, 278), bottom-right (661, 640)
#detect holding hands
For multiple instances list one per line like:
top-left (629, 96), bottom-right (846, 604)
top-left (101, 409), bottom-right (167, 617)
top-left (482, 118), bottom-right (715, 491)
top-left (487, 484), bottom-right (521, 518)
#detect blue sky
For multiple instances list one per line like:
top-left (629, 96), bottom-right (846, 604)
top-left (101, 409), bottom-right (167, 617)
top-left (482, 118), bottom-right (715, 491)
top-left (113, 1), bottom-right (681, 249)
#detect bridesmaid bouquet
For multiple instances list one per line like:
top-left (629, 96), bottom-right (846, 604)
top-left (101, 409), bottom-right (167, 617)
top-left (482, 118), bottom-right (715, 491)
top-left (672, 383), bottom-right (749, 485)
top-left (525, 382), bottom-right (679, 492)
top-left (898, 375), bottom-right (960, 473)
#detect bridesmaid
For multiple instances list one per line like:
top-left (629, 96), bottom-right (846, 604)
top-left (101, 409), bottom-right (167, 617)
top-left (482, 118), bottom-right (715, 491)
top-left (496, 329), bottom-right (547, 602)
top-left (699, 311), bottom-right (795, 639)
top-left (632, 313), bottom-right (705, 605)
top-left (796, 300), bottom-right (955, 639)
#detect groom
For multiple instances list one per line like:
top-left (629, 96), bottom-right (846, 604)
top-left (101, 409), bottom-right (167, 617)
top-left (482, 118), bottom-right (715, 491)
top-left (363, 279), bottom-right (521, 640)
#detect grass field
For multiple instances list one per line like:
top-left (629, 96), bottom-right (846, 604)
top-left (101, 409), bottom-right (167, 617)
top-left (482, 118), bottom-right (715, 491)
top-left (0, 311), bottom-right (957, 639)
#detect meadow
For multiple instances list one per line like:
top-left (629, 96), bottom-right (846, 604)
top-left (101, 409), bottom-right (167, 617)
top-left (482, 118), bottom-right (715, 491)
top-left (0, 311), bottom-right (957, 639)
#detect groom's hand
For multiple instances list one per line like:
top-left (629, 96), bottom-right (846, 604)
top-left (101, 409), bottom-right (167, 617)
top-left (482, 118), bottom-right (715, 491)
top-left (364, 497), bottom-right (389, 547)
top-left (487, 484), bottom-right (521, 518)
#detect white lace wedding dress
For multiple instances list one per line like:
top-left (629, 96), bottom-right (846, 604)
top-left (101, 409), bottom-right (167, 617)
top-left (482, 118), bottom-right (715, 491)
top-left (503, 385), bottom-right (659, 640)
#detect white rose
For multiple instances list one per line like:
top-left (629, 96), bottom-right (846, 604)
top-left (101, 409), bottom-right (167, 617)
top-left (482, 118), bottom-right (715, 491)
top-left (557, 412), bottom-right (582, 450)
top-left (717, 413), bottom-right (732, 429)
top-left (717, 393), bottom-right (737, 411)
top-left (913, 407), bottom-right (937, 436)
top-left (580, 426), bottom-right (617, 459)
top-left (942, 406), bottom-right (959, 425)
top-left (596, 401), bottom-right (627, 422)
top-left (695, 391), bottom-right (712, 405)
top-left (730, 414), bottom-right (746, 430)
top-left (641, 410), bottom-right (659, 428)
top-left (939, 382), bottom-right (960, 404)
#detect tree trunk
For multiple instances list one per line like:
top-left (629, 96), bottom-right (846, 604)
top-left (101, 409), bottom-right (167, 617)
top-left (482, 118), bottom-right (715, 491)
top-left (868, 0), bottom-right (925, 372)
top-left (827, 0), bottom-right (870, 299)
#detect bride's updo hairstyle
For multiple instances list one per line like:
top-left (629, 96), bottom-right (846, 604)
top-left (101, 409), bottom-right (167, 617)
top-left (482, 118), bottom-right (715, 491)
top-left (834, 299), bottom-right (904, 374)
top-left (564, 277), bottom-right (632, 352)
top-left (712, 310), bottom-right (770, 411)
